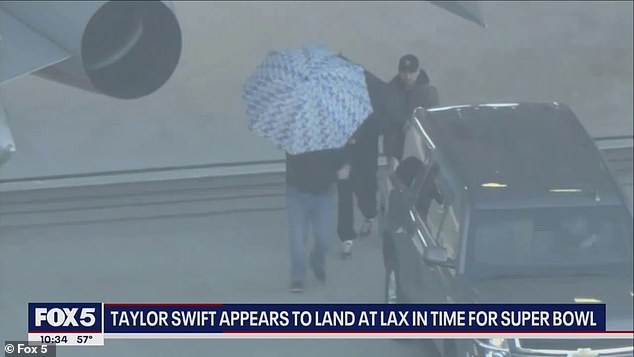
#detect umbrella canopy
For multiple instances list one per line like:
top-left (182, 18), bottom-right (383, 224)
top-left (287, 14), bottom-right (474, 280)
top-left (338, 53), bottom-right (404, 134)
top-left (242, 45), bottom-right (373, 155)
top-left (363, 69), bottom-right (403, 120)
top-left (429, 1), bottom-right (486, 28)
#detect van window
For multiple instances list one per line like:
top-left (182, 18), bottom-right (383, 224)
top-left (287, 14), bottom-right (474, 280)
top-left (402, 119), bottom-right (432, 166)
top-left (416, 164), bottom-right (462, 260)
top-left (394, 156), bottom-right (423, 188)
top-left (392, 120), bottom-right (433, 188)
top-left (469, 205), bottom-right (632, 276)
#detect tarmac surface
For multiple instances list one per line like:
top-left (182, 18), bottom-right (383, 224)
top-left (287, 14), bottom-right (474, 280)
top-left (0, 146), bottom-right (631, 356)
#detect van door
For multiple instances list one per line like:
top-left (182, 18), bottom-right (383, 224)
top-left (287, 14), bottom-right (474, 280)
top-left (387, 156), bottom-right (428, 302)
top-left (413, 163), bottom-right (463, 303)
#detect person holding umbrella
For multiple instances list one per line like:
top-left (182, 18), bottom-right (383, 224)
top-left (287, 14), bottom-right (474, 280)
top-left (242, 45), bottom-right (374, 293)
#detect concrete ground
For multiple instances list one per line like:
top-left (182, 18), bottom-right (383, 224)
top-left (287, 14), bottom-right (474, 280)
top-left (0, 172), bottom-right (436, 356)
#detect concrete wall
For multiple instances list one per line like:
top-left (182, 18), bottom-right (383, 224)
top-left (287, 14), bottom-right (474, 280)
top-left (0, 1), bottom-right (632, 180)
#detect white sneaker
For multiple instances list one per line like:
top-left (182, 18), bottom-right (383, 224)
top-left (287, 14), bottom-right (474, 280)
top-left (341, 240), bottom-right (354, 258)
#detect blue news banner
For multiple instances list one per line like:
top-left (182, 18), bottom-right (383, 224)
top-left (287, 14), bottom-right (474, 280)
top-left (28, 303), bottom-right (607, 345)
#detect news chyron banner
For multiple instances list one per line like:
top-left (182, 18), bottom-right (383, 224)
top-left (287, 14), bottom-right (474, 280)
top-left (28, 302), bottom-right (629, 346)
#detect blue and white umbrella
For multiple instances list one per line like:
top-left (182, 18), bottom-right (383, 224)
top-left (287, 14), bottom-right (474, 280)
top-left (242, 45), bottom-right (373, 155)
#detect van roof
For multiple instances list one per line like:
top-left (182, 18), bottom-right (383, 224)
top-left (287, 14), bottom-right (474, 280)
top-left (417, 102), bottom-right (623, 208)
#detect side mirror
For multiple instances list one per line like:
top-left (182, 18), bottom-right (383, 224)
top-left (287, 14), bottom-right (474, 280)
top-left (423, 247), bottom-right (455, 268)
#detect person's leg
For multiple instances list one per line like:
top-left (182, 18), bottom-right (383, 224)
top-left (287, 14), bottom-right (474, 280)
top-left (355, 138), bottom-right (379, 237)
top-left (337, 178), bottom-right (356, 240)
top-left (286, 185), bottom-right (310, 292)
top-left (356, 167), bottom-right (378, 218)
top-left (309, 185), bottom-right (337, 281)
top-left (336, 177), bottom-right (356, 257)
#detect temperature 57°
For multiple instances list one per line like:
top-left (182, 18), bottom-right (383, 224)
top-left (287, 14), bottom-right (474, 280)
top-left (77, 335), bottom-right (93, 344)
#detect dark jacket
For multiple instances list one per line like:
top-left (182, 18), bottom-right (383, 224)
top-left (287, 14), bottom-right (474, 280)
top-left (349, 110), bottom-right (381, 164)
top-left (382, 70), bottom-right (439, 159)
top-left (285, 148), bottom-right (347, 194)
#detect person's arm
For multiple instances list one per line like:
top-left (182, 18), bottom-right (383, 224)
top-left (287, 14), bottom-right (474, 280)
top-left (412, 84), bottom-right (439, 109)
top-left (424, 85), bottom-right (439, 108)
top-left (384, 80), bottom-right (409, 125)
top-left (330, 146), bottom-right (351, 180)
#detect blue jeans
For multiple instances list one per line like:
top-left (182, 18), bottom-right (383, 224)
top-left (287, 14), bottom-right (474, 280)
top-left (286, 184), bottom-right (337, 283)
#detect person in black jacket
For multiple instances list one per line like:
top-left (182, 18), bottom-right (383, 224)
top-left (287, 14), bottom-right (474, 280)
top-left (383, 54), bottom-right (439, 166)
top-left (337, 110), bottom-right (381, 258)
top-left (286, 148), bottom-right (349, 293)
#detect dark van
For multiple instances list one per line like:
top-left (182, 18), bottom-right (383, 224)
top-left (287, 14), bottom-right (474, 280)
top-left (379, 102), bottom-right (634, 356)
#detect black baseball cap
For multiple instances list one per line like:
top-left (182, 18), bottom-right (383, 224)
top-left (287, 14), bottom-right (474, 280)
top-left (398, 54), bottom-right (419, 73)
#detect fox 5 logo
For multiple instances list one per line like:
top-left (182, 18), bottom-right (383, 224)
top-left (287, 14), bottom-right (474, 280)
top-left (29, 303), bottom-right (102, 331)
top-left (35, 307), bottom-right (95, 327)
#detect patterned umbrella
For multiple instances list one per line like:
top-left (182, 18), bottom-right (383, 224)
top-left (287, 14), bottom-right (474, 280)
top-left (242, 45), bottom-right (373, 155)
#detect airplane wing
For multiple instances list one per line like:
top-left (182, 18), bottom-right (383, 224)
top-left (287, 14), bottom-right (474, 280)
top-left (0, 8), bottom-right (71, 86)
top-left (429, 1), bottom-right (486, 28)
